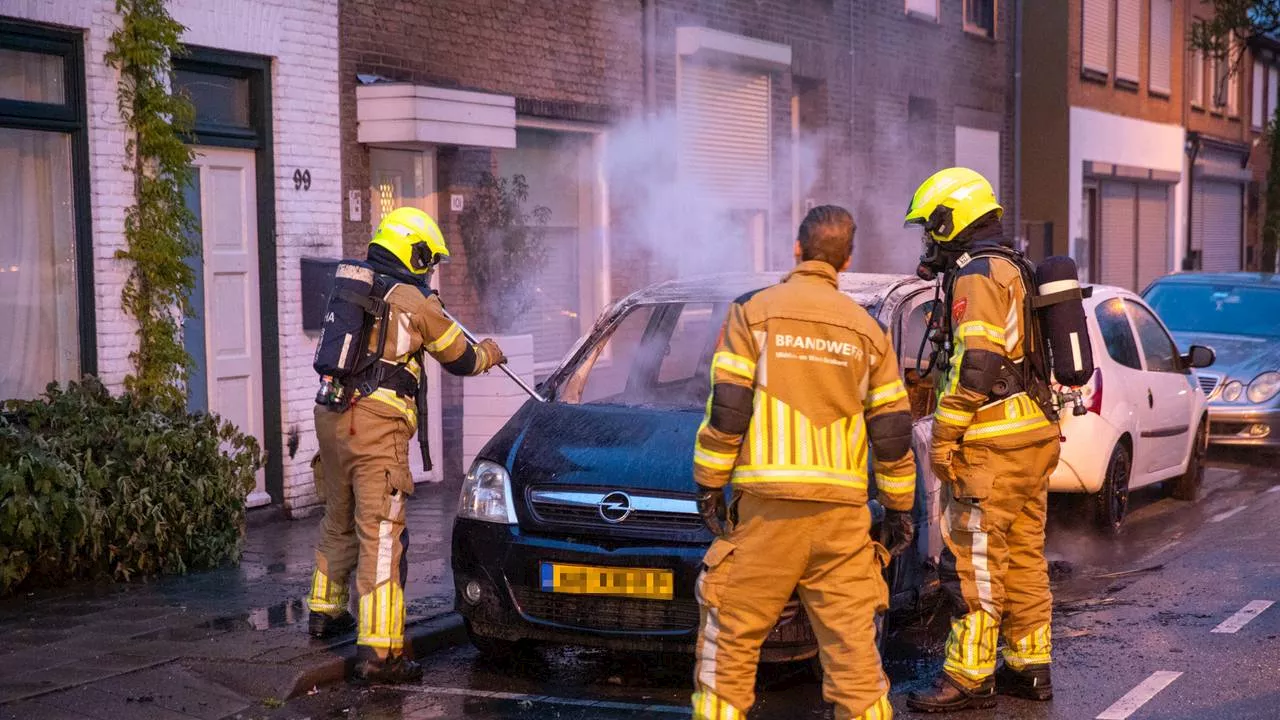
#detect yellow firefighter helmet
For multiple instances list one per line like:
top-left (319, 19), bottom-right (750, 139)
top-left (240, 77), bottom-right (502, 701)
top-left (904, 167), bottom-right (1004, 243)
top-left (369, 207), bottom-right (449, 275)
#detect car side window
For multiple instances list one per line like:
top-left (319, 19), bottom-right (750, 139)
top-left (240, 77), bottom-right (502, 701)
top-left (1127, 302), bottom-right (1181, 373)
top-left (1094, 299), bottom-right (1142, 370)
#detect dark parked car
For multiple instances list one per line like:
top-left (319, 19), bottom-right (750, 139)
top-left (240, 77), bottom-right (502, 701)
top-left (1144, 273), bottom-right (1280, 450)
top-left (451, 272), bottom-right (946, 662)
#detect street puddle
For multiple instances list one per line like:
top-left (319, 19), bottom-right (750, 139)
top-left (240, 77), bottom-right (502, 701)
top-left (199, 597), bottom-right (308, 631)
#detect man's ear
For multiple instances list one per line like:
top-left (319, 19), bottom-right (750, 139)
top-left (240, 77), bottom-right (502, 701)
top-left (840, 254), bottom-right (853, 272)
top-left (794, 240), bottom-right (803, 263)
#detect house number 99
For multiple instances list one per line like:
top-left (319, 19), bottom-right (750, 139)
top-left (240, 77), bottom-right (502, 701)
top-left (293, 169), bottom-right (312, 191)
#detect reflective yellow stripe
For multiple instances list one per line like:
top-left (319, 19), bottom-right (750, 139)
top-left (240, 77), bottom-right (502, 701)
top-left (876, 471), bottom-right (916, 494)
top-left (425, 322), bottom-right (462, 353)
top-left (751, 392), bottom-right (767, 465)
top-left (365, 388), bottom-right (416, 423)
top-left (943, 610), bottom-right (1000, 682)
top-left (935, 405), bottom-right (974, 426)
top-left (1003, 623), bottom-right (1053, 670)
top-left (962, 414), bottom-right (1051, 442)
top-left (733, 466), bottom-right (868, 489)
top-left (712, 351), bottom-right (756, 380)
top-left (694, 443), bottom-right (737, 471)
top-left (956, 321), bottom-right (1006, 344)
top-left (866, 380), bottom-right (908, 409)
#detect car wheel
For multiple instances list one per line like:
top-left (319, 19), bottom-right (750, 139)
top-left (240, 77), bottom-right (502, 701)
top-left (465, 620), bottom-right (534, 663)
top-left (1092, 442), bottom-right (1131, 533)
top-left (1170, 419), bottom-right (1207, 502)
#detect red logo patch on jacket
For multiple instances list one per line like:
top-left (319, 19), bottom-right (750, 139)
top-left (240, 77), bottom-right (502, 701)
top-left (952, 298), bottom-right (968, 324)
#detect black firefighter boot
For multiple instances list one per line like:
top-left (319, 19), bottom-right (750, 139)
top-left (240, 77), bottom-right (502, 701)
top-left (351, 648), bottom-right (424, 685)
top-left (906, 672), bottom-right (997, 713)
top-left (308, 610), bottom-right (356, 639)
top-left (996, 663), bottom-right (1053, 701)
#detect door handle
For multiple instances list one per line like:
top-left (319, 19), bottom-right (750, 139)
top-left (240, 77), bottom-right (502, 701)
top-left (1148, 389), bottom-right (1154, 408)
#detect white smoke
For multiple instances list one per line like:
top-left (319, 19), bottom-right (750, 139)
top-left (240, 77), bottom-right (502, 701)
top-left (602, 111), bottom-right (834, 283)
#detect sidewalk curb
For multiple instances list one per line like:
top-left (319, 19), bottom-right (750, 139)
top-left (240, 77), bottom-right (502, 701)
top-left (286, 612), bottom-right (467, 699)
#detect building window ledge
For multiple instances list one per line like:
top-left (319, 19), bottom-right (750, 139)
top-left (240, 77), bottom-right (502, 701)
top-left (1081, 68), bottom-right (1109, 85)
top-left (1115, 78), bottom-right (1140, 93)
top-left (1149, 88), bottom-right (1171, 99)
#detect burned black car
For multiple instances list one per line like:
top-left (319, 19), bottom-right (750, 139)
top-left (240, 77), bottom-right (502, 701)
top-left (451, 272), bottom-right (945, 662)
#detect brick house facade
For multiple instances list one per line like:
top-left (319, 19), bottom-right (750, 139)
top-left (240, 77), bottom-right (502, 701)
top-left (1, 0), bottom-right (342, 510)
top-left (336, 0), bottom-right (1015, 494)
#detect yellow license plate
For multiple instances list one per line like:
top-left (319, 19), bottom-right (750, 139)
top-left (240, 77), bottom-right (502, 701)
top-left (539, 562), bottom-right (674, 600)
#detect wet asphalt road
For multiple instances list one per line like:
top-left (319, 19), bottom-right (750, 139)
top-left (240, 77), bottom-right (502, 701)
top-left (261, 455), bottom-right (1280, 720)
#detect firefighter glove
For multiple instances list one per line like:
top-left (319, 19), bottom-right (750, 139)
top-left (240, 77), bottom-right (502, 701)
top-left (476, 339), bottom-right (507, 370)
top-left (696, 484), bottom-right (728, 537)
top-left (881, 509), bottom-right (915, 557)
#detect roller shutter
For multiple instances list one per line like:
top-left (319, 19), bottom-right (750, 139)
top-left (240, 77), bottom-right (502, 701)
top-left (1195, 181), bottom-right (1243, 272)
top-left (1115, 0), bottom-right (1141, 83)
top-left (1149, 0), bottom-right (1173, 94)
top-left (1135, 184), bottom-right (1171, 291)
top-left (1100, 181), bottom-right (1137, 288)
top-left (678, 63), bottom-right (771, 210)
top-left (1082, 0), bottom-right (1111, 75)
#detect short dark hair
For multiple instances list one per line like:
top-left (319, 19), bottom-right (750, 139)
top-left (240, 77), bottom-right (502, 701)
top-left (798, 205), bottom-right (856, 269)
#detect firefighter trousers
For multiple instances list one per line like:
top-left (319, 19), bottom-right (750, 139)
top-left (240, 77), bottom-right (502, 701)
top-left (307, 402), bottom-right (416, 657)
top-left (692, 493), bottom-right (893, 720)
top-left (938, 436), bottom-right (1060, 688)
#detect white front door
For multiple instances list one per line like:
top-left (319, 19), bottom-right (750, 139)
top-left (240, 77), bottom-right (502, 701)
top-left (369, 147), bottom-right (444, 484)
top-left (193, 146), bottom-right (269, 506)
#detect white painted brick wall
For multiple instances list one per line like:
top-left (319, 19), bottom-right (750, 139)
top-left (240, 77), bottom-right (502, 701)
top-left (3, 0), bottom-right (341, 512)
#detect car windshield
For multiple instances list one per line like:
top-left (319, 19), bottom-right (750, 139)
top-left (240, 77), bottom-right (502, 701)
top-left (1144, 283), bottom-right (1280, 339)
top-left (551, 301), bottom-right (731, 410)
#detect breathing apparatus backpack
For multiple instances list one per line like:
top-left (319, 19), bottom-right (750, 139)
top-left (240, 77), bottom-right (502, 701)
top-left (313, 259), bottom-right (391, 394)
top-left (940, 247), bottom-right (1095, 421)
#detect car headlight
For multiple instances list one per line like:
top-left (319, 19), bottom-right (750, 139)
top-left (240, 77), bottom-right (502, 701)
top-left (1247, 372), bottom-right (1280, 404)
top-left (458, 459), bottom-right (518, 524)
top-left (1222, 380), bottom-right (1245, 402)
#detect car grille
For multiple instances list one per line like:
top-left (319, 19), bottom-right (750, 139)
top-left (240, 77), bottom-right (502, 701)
top-left (511, 587), bottom-right (700, 632)
top-left (527, 487), bottom-right (705, 536)
top-left (1197, 373), bottom-right (1222, 398)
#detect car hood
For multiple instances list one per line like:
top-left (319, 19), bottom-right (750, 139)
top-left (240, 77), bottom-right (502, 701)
top-left (484, 400), bottom-right (701, 495)
top-left (1171, 331), bottom-right (1280, 381)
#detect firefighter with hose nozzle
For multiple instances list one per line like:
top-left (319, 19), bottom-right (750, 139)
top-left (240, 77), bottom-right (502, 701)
top-left (305, 207), bottom-right (506, 684)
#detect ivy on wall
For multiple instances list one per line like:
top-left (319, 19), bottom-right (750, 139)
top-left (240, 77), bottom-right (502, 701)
top-left (105, 0), bottom-right (198, 407)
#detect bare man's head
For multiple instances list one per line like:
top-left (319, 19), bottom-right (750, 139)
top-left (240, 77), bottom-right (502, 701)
top-left (794, 204), bottom-right (855, 272)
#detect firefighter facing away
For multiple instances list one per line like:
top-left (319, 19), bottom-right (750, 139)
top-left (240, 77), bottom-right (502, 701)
top-left (690, 205), bottom-right (917, 720)
top-left (903, 168), bottom-right (1061, 713)
top-left (306, 207), bottom-right (506, 684)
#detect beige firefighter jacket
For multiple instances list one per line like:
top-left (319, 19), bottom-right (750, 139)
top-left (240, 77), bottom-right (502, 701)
top-left (692, 261), bottom-right (916, 511)
top-left (931, 251), bottom-right (1060, 472)
top-left (356, 284), bottom-right (499, 426)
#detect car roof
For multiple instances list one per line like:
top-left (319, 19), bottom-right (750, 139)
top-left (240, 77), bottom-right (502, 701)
top-left (621, 271), bottom-right (921, 309)
top-left (1147, 272), bottom-right (1280, 287)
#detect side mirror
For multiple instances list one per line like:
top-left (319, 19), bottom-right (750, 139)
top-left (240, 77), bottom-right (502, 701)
top-left (1182, 344), bottom-right (1216, 370)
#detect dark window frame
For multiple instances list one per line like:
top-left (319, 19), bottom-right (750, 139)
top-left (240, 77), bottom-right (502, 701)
top-left (173, 47), bottom-right (283, 503)
top-left (0, 19), bottom-right (96, 378)
top-left (963, 0), bottom-right (997, 39)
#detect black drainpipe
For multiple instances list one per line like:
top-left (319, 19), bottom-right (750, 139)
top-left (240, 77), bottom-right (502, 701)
top-left (1185, 131), bottom-right (1201, 270)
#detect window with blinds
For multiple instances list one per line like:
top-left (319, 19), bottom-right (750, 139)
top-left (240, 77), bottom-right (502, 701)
top-left (1149, 0), bottom-right (1173, 94)
top-left (1115, 0), bottom-right (1141, 84)
top-left (906, 0), bottom-right (938, 20)
top-left (1213, 51), bottom-right (1228, 110)
top-left (678, 62), bottom-right (772, 211)
top-left (1082, 0), bottom-right (1111, 75)
top-left (1254, 61), bottom-right (1266, 129)
top-left (1227, 39), bottom-right (1241, 116)
top-left (1190, 50), bottom-right (1204, 107)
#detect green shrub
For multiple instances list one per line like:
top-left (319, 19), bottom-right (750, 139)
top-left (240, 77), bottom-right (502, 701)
top-left (0, 377), bottom-right (262, 593)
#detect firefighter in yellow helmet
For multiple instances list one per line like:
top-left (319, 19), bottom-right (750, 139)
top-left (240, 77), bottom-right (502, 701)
top-left (306, 207), bottom-right (506, 684)
top-left (902, 169), bottom-right (1060, 712)
top-left (690, 205), bottom-right (916, 720)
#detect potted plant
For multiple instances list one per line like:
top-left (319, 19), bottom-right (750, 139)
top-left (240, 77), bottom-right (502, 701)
top-left (457, 172), bottom-right (550, 470)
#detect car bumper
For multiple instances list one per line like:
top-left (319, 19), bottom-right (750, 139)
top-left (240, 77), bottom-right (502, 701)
top-left (1207, 406), bottom-right (1280, 448)
top-left (1050, 412), bottom-right (1121, 494)
top-left (450, 518), bottom-right (817, 661)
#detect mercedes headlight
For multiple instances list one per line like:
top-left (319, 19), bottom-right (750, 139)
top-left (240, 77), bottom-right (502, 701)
top-left (1247, 372), bottom-right (1280, 404)
top-left (1222, 380), bottom-right (1245, 402)
top-left (458, 459), bottom-right (518, 524)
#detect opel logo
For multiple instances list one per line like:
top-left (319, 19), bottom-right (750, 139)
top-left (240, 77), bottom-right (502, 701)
top-left (598, 491), bottom-right (633, 523)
